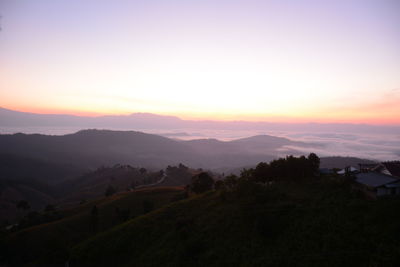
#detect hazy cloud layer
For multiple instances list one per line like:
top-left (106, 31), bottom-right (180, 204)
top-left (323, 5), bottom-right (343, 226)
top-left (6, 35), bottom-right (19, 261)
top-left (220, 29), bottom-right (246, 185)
top-left (271, 132), bottom-right (399, 161)
top-left (161, 129), bottom-right (400, 161)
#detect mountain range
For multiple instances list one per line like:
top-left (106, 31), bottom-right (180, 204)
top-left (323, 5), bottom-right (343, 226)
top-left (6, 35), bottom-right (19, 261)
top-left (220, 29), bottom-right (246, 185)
top-left (1, 107), bottom-right (399, 133)
top-left (0, 129), bottom-right (308, 169)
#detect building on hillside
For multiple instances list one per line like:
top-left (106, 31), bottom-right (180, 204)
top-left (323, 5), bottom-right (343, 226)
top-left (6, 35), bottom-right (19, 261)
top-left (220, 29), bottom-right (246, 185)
top-left (354, 161), bottom-right (400, 198)
top-left (319, 168), bottom-right (334, 175)
top-left (359, 163), bottom-right (379, 172)
top-left (359, 161), bottom-right (400, 177)
top-left (337, 166), bottom-right (359, 175)
top-left (375, 161), bottom-right (400, 178)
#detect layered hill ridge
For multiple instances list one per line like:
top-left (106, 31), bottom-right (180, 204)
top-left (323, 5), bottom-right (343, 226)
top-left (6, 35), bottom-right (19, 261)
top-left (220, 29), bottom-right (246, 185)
top-left (0, 129), bottom-right (377, 173)
top-left (0, 129), bottom-right (310, 169)
top-left (0, 130), bottom-right (196, 168)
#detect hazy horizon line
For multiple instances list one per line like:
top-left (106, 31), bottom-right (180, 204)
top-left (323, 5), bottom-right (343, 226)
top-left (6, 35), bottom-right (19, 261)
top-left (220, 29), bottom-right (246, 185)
top-left (2, 106), bottom-right (400, 127)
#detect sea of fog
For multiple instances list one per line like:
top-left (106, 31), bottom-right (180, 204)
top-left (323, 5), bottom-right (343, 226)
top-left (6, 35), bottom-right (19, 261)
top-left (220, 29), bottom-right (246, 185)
top-left (1, 126), bottom-right (399, 161)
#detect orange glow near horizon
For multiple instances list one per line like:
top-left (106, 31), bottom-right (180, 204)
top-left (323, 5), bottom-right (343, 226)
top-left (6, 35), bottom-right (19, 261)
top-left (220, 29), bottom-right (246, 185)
top-left (2, 104), bottom-right (400, 126)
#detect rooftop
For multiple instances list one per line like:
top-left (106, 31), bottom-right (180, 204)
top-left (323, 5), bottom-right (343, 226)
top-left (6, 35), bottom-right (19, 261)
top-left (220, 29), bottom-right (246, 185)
top-left (382, 161), bottom-right (400, 178)
top-left (355, 172), bottom-right (399, 188)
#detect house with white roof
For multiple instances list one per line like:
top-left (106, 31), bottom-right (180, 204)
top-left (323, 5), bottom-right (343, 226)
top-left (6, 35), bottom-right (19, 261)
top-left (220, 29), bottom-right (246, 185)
top-left (337, 166), bottom-right (358, 175)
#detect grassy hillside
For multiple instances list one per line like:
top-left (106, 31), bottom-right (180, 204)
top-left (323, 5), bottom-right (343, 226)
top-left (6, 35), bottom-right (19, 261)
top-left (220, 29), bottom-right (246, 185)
top-left (70, 178), bottom-right (400, 267)
top-left (0, 156), bottom-right (166, 223)
top-left (1, 187), bottom-right (185, 266)
top-left (59, 165), bottom-right (165, 204)
top-left (0, 154), bottom-right (84, 223)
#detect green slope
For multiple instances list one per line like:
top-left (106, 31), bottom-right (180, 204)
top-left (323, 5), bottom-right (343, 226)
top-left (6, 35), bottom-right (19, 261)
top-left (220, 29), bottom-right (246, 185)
top-left (71, 179), bottom-right (400, 267)
top-left (2, 187), bottom-right (184, 266)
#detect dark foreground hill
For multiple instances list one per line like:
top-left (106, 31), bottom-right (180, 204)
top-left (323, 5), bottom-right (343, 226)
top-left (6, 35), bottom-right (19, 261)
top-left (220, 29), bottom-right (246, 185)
top-left (1, 187), bottom-right (185, 266)
top-left (0, 154), bottom-right (84, 222)
top-left (69, 180), bottom-right (400, 267)
top-left (2, 172), bottom-right (400, 266)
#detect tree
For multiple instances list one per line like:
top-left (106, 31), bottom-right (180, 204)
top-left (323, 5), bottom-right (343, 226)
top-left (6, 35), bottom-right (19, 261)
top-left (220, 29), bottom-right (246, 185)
top-left (105, 185), bottom-right (116, 197)
top-left (240, 168), bottom-right (254, 181)
top-left (254, 162), bottom-right (271, 183)
top-left (178, 163), bottom-right (188, 171)
top-left (224, 175), bottom-right (238, 190)
top-left (16, 200), bottom-right (30, 211)
top-left (308, 153), bottom-right (320, 175)
top-left (190, 172), bottom-right (214, 194)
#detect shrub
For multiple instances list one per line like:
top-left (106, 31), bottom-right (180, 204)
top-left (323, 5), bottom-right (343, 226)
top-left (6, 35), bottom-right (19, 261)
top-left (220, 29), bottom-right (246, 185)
top-left (190, 172), bottom-right (214, 194)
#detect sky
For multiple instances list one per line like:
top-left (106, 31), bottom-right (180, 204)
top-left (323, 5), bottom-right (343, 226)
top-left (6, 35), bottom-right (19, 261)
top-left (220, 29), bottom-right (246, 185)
top-left (0, 0), bottom-right (399, 124)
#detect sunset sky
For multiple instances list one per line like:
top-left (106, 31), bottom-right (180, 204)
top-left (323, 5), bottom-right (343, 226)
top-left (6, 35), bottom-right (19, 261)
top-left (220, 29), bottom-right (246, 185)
top-left (0, 0), bottom-right (399, 124)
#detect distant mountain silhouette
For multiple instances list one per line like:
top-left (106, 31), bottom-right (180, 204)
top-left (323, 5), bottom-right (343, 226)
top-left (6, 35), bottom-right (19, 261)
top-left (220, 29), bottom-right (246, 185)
top-left (0, 130), bottom-right (195, 168)
top-left (1, 107), bottom-right (399, 133)
top-left (0, 107), bottom-right (183, 128)
top-left (0, 130), bottom-right (314, 170)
